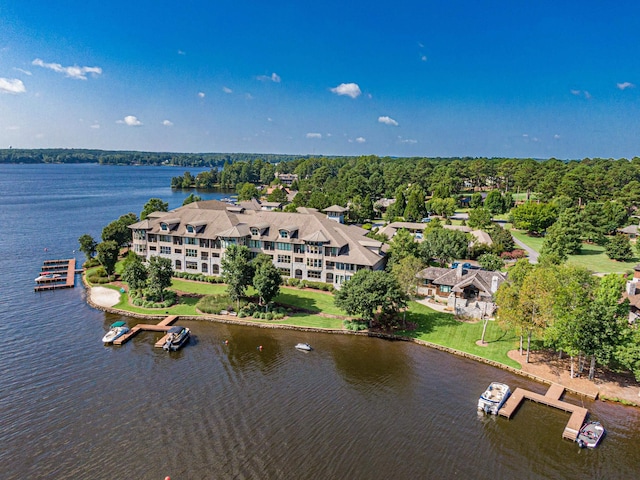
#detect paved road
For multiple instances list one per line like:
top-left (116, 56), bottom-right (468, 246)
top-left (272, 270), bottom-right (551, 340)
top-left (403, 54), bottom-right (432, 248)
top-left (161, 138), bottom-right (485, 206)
top-left (512, 235), bottom-right (539, 263)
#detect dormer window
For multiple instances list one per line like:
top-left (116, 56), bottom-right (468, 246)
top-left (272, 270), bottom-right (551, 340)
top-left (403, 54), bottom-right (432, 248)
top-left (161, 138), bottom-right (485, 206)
top-left (160, 223), bottom-right (168, 231)
top-left (186, 225), bottom-right (194, 233)
top-left (251, 228), bottom-right (259, 236)
top-left (280, 230), bottom-right (289, 238)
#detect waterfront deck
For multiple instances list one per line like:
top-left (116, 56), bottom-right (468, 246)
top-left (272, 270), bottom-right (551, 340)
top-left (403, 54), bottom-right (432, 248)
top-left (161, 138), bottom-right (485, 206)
top-left (498, 384), bottom-right (588, 441)
top-left (34, 259), bottom-right (76, 292)
top-left (113, 315), bottom-right (179, 347)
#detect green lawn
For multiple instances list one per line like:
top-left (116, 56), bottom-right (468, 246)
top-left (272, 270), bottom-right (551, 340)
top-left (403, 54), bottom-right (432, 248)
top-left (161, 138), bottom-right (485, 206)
top-left (399, 301), bottom-right (521, 368)
top-left (510, 229), bottom-right (638, 274)
top-left (94, 275), bottom-right (521, 368)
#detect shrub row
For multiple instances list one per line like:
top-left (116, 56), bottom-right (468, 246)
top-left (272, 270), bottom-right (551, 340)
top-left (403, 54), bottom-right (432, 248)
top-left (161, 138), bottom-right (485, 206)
top-left (343, 319), bottom-right (368, 331)
top-left (173, 272), bottom-right (225, 283)
top-left (129, 290), bottom-right (177, 309)
top-left (282, 278), bottom-right (335, 292)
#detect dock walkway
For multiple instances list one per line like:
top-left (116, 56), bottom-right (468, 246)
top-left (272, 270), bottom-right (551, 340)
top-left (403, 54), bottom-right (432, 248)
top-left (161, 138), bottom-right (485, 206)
top-left (113, 315), bottom-right (179, 347)
top-left (498, 384), bottom-right (588, 441)
top-left (34, 259), bottom-right (76, 292)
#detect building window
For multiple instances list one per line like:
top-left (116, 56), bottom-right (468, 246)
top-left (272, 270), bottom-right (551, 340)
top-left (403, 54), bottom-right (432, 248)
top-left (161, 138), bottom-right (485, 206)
top-left (277, 255), bottom-right (291, 263)
top-left (249, 240), bottom-right (262, 248)
top-left (175, 260), bottom-right (182, 270)
top-left (306, 258), bottom-right (322, 268)
top-left (307, 270), bottom-right (322, 279)
top-left (161, 224), bottom-right (168, 231)
top-left (306, 245), bottom-right (321, 254)
top-left (186, 248), bottom-right (197, 257)
top-left (134, 244), bottom-right (146, 254)
top-left (202, 263), bottom-right (208, 273)
top-left (186, 261), bottom-right (198, 270)
top-left (160, 235), bottom-right (171, 243)
top-left (199, 239), bottom-right (209, 248)
top-left (149, 246), bottom-right (157, 251)
top-left (160, 246), bottom-right (171, 254)
top-left (187, 225), bottom-right (194, 233)
top-left (201, 252), bottom-right (209, 260)
top-left (279, 230), bottom-right (289, 238)
top-left (185, 237), bottom-right (197, 245)
top-left (212, 264), bottom-right (220, 274)
top-left (276, 242), bottom-right (292, 251)
top-left (212, 252), bottom-right (220, 258)
top-left (263, 241), bottom-right (274, 251)
top-left (174, 249), bottom-right (182, 254)
top-left (295, 257), bottom-right (303, 263)
top-left (134, 230), bottom-right (146, 240)
top-left (278, 267), bottom-right (291, 276)
top-left (326, 273), bottom-right (334, 282)
top-left (251, 228), bottom-right (259, 236)
top-left (440, 285), bottom-right (451, 293)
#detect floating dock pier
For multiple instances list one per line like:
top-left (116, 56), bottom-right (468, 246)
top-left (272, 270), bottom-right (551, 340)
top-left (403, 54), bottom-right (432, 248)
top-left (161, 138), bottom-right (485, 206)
top-left (498, 384), bottom-right (588, 441)
top-left (113, 315), bottom-right (179, 347)
top-left (34, 259), bottom-right (77, 292)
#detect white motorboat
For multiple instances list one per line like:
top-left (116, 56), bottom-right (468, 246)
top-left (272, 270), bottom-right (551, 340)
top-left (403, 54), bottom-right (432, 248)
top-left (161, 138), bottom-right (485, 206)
top-left (102, 321), bottom-right (130, 344)
top-left (576, 421), bottom-right (605, 448)
top-left (163, 326), bottom-right (190, 351)
top-left (477, 382), bottom-right (511, 415)
top-left (295, 343), bottom-right (312, 351)
top-left (35, 273), bottom-right (62, 282)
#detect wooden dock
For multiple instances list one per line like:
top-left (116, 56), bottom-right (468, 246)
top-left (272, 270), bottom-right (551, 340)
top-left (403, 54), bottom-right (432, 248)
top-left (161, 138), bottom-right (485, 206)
top-left (498, 384), bottom-right (588, 441)
top-left (34, 259), bottom-right (76, 292)
top-left (113, 315), bottom-right (179, 347)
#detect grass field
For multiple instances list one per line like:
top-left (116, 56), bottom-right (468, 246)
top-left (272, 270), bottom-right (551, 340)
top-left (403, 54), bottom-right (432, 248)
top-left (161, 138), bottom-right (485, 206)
top-left (400, 301), bottom-right (521, 368)
top-left (510, 229), bottom-right (639, 274)
top-left (92, 274), bottom-right (521, 368)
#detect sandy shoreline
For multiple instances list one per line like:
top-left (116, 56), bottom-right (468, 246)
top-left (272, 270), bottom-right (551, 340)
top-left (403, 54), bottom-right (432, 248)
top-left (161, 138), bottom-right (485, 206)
top-left (90, 286), bottom-right (121, 308)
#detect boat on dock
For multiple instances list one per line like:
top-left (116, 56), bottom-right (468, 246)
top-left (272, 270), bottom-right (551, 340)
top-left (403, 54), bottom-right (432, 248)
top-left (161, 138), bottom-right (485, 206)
top-left (295, 343), bottom-right (312, 351)
top-left (478, 382), bottom-right (511, 415)
top-left (35, 273), bottom-right (63, 282)
top-left (162, 326), bottom-right (190, 351)
top-left (102, 321), bottom-right (130, 344)
top-left (576, 421), bottom-right (605, 448)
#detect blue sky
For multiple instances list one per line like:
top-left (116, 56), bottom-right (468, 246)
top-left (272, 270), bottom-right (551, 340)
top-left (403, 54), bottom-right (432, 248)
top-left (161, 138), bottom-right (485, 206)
top-left (1, 1), bottom-right (640, 159)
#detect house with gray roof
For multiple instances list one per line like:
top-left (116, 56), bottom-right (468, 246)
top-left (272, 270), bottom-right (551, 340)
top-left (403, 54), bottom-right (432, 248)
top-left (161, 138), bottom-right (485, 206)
top-left (129, 200), bottom-right (386, 288)
top-left (416, 264), bottom-right (507, 318)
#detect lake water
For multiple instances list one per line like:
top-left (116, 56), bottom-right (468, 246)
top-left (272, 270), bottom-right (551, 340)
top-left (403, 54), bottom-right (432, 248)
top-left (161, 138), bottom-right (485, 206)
top-left (0, 164), bottom-right (638, 479)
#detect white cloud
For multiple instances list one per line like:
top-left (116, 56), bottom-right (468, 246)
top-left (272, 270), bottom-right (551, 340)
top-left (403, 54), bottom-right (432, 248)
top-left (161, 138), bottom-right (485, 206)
top-left (398, 136), bottom-right (417, 144)
top-left (570, 89), bottom-right (591, 99)
top-left (162, 120), bottom-right (173, 126)
top-left (330, 82), bottom-right (361, 98)
top-left (32, 58), bottom-right (102, 80)
top-left (355, 137), bottom-right (366, 143)
top-left (13, 68), bottom-right (32, 76)
top-left (222, 86), bottom-right (233, 94)
top-left (378, 115), bottom-right (399, 126)
top-left (421, 55), bottom-right (428, 62)
top-left (117, 115), bottom-right (143, 126)
top-left (617, 82), bottom-right (635, 90)
top-left (198, 92), bottom-right (205, 98)
top-left (90, 123), bottom-right (100, 129)
top-left (257, 72), bottom-right (281, 83)
top-left (245, 93), bottom-right (254, 100)
top-left (0, 77), bottom-right (26, 94)
top-left (177, 50), bottom-right (186, 55)
top-left (554, 134), bottom-right (561, 139)
top-left (306, 132), bottom-right (322, 139)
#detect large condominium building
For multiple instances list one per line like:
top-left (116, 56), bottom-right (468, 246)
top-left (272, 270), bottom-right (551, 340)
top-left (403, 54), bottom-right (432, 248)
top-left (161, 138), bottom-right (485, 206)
top-left (128, 200), bottom-right (387, 287)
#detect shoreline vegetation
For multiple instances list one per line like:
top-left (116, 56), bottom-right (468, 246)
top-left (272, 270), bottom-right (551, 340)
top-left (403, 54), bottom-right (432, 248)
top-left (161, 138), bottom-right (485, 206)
top-left (84, 272), bottom-right (640, 407)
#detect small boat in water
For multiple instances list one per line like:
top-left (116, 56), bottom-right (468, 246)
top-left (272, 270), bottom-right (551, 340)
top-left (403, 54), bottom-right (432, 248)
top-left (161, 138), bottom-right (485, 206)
top-left (295, 343), bottom-right (312, 351)
top-left (35, 273), bottom-right (62, 282)
top-left (477, 382), bottom-right (511, 415)
top-left (163, 326), bottom-right (190, 351)
top-left (102, 321), bottom-right (130, 344)
top-left (576, 421), bottom-right (605, 448)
